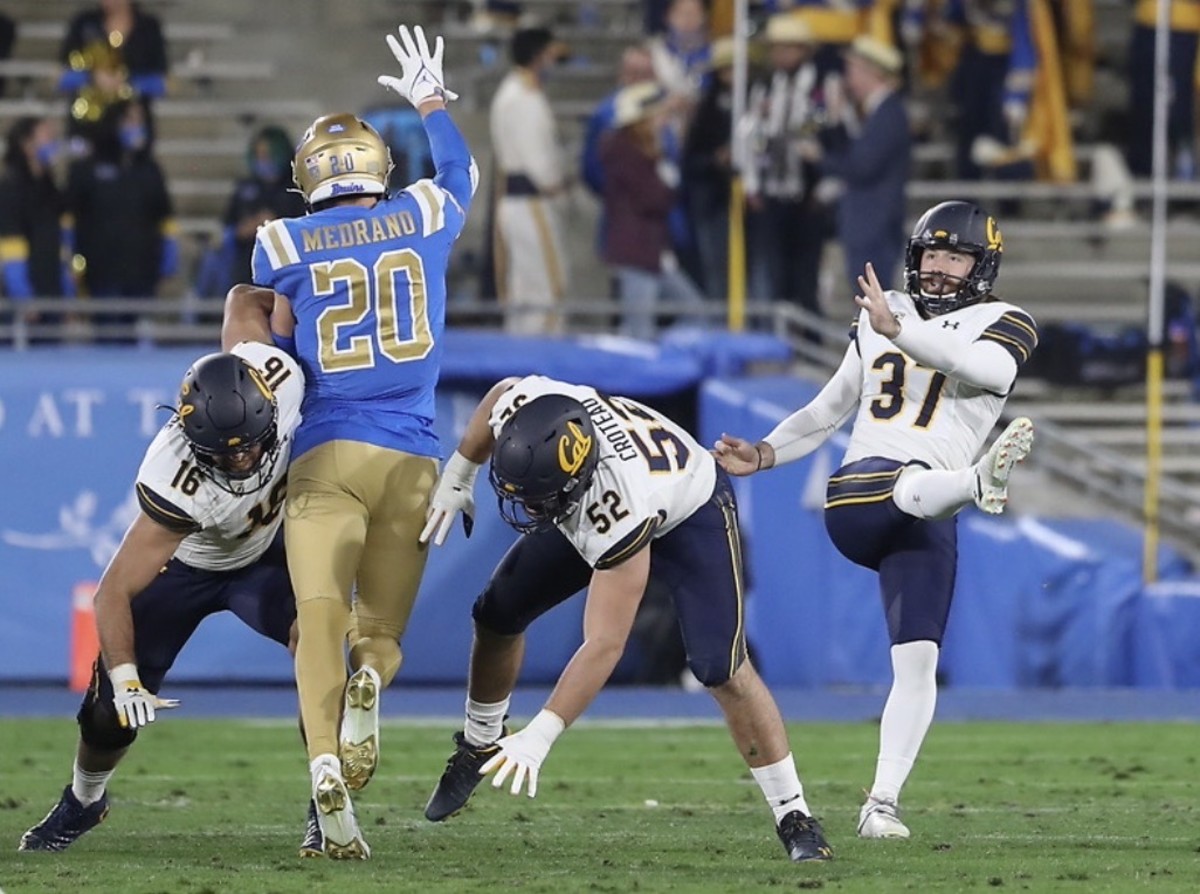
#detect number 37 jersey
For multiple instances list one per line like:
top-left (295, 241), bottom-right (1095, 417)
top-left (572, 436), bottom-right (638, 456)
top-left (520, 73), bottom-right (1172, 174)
top-left (135, 342), bottom-right (305, 572)
top-left (491, 376), bottom-right (716, 569)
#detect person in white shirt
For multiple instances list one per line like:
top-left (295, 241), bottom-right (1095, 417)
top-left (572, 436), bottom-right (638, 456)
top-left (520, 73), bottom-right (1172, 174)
top-left (490, 27), bottom-right (570, 334)
top-left (418, 374), bottom-right (833, 863)
top-left (715, 200), bottom-right (1036, 840)
top-left (19, 337), bottom-right (309, 854)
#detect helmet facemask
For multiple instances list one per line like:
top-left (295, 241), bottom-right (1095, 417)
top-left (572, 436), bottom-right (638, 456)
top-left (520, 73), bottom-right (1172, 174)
top-left (903, 201), bottom-right (1003, 316)
top-left (176, 353), bottom-right (282, 497)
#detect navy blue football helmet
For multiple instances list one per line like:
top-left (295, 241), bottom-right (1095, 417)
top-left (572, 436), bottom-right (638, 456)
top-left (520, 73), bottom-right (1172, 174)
top-left (489, 394), bottom-right (599, 533)
top-left (177, 352), bottom-right (280, 494)
top-left (904, 200), bottom-right (1003, 315)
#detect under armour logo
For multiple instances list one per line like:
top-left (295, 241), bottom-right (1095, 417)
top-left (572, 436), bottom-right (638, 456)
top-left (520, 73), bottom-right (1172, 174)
top-left (941, 320), bottom-right (960, 329)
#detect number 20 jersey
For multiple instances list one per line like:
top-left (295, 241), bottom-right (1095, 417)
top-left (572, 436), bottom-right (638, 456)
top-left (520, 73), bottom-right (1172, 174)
top-left (135, 342), bottom-right (305, 572)
top-left (845, 289), bottom-right (1037, 471)
top-left (251, 180), bottom-right (467, 461)
top-left (490, 376), bottom-right (716, 569)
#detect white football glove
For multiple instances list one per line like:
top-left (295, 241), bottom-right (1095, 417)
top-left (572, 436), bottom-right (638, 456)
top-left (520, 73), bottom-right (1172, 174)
top-left (419, 450), bottom-right (480, 546)
top-left (377, 24), bottom-right (459, 107)
top-left (479, 709), bottom-right (566, 798)
top-left (109, 663), bottom-right (178, 729)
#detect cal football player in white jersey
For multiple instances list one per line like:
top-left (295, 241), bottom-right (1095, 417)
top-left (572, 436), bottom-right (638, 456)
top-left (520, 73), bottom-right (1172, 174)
top-left (417, 375), bottom-right (833, 863)
top-left (20, 342), bottom-right (308, 854)
top-left (715, 201), bottom-right (1037, 841)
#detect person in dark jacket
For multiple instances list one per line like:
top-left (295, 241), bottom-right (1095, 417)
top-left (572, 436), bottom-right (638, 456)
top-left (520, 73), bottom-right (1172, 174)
top-left (601, 82), bottom-right (705, 340)
top-left (222, 126), bottom-right (307, 286)
top-left (65, 98), bottom-right (176, 333)
top-left (0, 117), bottom-right (73, 306)
top-left (810, 36), bottom-right (911, 297)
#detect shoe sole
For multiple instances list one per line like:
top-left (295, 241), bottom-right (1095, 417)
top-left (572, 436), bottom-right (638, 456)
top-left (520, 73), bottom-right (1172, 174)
top-left (314, 772), bottom-right (370, 860)
top-left (977, 417), bottom-right (1034, 514)
top-left (339, 669), bottom-right (380, 792)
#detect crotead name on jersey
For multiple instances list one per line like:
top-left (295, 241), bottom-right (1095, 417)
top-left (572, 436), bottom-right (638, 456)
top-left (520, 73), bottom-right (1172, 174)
top-left (580, 396), bottom-right (639, 461)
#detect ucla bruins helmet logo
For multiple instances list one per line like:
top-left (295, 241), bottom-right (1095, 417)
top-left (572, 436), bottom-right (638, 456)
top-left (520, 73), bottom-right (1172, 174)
top-left (292, 113), bottom-right (394, 205)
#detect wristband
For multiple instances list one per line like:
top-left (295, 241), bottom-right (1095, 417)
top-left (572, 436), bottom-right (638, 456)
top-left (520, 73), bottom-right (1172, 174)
top-left (445, 449), bottom-right (481, 487)
top-left (108, 663), bottom-right (140, 687)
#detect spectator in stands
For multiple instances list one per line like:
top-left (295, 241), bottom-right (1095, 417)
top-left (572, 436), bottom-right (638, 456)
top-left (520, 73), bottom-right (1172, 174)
top-left (806, 36), bottom-right (910, 295)
top-left (715, 200), bottom-right (1037, 842)
top-left (682, 36), bottom-right (735, 300)
top-left (647, 0), bottom-right (711, 107)
top-left (581, 44), bottom-right (698, 294)
top-left (65, 99), bottom-right (177, 332)
top-left (0, 117), bottom-right (74, 320)
top-left (418, 374), bottom-right (834, 864)
top-left (490, 26), bottom-right (571, 334)
top-left (1128, 0), bottom-right (1199, 178)
top-left (58, 0), bottom-right (168, 157)
top-left (741, 13), bottom-right (829, 316)
top-left (601, 82), bottom-right (706, 339)
top-left (0, 12), bottom-right (15, 97)
top-left (220, 126), bottom-right (307, 287)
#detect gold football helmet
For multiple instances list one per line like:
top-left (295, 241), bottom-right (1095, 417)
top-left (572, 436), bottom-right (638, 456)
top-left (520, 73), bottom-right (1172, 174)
top-left (292, 113), bottom-right (393, 205)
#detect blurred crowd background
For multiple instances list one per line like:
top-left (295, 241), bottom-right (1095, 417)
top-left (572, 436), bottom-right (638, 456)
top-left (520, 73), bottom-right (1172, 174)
top-left (2, 0), bottom-right (1197, 346)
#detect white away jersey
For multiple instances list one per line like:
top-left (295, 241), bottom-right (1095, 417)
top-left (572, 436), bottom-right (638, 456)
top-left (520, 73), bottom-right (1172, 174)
top-left (491, 376), bottom-right (716, 568)
top-left (134, 342), bottom-right (304, 571)
top-left (845, 290), bottom-right (1036, 470)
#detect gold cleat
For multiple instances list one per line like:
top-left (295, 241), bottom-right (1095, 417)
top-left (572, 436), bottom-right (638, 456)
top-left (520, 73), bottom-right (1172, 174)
top-left (313, 762), bottom-right (370, 860)
top-left (339, 667), bottom-right (381, 791)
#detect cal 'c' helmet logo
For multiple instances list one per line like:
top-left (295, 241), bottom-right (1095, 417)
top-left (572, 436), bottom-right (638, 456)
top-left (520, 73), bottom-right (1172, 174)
top-left (558, 421), bottom-right (593, 475)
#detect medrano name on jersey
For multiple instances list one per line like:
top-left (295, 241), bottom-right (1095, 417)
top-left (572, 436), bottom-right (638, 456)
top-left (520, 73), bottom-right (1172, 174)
top-left (491, 376), bottom-right (715, 569)
top-left (134, 342), bottom-right (305, 572)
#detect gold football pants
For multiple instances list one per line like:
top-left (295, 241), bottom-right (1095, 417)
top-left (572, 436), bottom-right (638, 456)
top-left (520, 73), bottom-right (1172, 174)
top-left (285, 440), bottom-right (437, 760)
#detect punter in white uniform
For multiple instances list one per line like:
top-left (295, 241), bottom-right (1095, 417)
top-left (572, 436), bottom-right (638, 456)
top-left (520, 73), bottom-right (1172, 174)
top-left (714, 201), bottom-right (1038, 842)
top-left (20, 341), bottom-right (310, 854)
top-left (416, 374), bottom-right (835, 864)
top-left (490, 27), bottom-right (570, 334)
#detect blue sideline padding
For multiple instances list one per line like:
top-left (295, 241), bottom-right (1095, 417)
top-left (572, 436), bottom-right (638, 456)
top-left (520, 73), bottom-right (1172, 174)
top-left (698, 376), bottom-right (1199, 689)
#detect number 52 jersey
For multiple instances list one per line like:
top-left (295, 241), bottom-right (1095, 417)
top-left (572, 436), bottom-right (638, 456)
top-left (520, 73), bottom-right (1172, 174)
top-left (490, 376), bottom-right (715, 569)
top-left (134, 342), bottom-right (305, 572)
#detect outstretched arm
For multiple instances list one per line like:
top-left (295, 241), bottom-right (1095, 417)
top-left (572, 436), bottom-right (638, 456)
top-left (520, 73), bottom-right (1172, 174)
top-left (419, 376), bottom-right (522, 546)
top-left (481, 547), bottom-right (651, 798)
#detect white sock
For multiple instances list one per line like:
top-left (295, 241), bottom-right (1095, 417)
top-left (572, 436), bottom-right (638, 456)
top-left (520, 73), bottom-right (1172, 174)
top-left (750, 753), bottom-right (810, 823)
top-left (871, 641), bottom-right (939, 803)
top-left (71, 760), bottom-right (114, 807)
top-left (892, 466), bottom-right (974, 520)
top-left (464, 696), bottom-right (509, 748)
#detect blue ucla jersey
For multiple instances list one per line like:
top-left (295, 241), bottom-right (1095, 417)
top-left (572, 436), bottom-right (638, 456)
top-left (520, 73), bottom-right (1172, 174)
top-left (252, 178), bottom-right (467, 460)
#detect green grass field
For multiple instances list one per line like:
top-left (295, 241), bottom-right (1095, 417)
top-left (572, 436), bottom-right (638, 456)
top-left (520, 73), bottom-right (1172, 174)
top-left (1, 718), bottom-right (1197, 893)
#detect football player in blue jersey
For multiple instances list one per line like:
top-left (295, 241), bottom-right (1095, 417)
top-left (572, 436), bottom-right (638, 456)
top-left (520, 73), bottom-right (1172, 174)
top-left (228, 24), bottom-right (475, 860)
top-left (715, 201), bottom-right (1036, 841)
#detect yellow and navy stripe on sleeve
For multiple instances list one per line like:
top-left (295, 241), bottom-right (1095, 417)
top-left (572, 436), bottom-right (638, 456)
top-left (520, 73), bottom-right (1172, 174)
top-left (136, 483), bottom-right (202, 535)
top-left (977, 311), bottom-right (1038, 366)
top-left (849, 316), bottom-right (861, 356)
top-left (594, 514), bottom-right (663, 570)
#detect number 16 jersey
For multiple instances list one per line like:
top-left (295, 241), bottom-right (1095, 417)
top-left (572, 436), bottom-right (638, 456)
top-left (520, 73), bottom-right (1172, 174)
top-left (134, 342), bottom-right (305, 572)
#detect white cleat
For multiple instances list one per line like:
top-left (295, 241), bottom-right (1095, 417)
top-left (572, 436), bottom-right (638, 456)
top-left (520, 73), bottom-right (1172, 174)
top-left (857, 795), bottom-right (911, 839)
top-left (312, 757), bottom-right (370, 860)
top-left (339, 666), bottom-right (381, 791)
top-left (973, 416), bottom-right (1034, 515)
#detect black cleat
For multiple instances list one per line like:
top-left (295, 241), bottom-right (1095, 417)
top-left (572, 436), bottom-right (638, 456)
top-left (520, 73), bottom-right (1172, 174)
top-left (776, 810), bottom-right (833, 863)
top-left (298, 798), bottom-right (324, 858)
top-left (424, 729), bottom-right (505, 822)
top-left (18, 786), bottom-right (109, 852)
